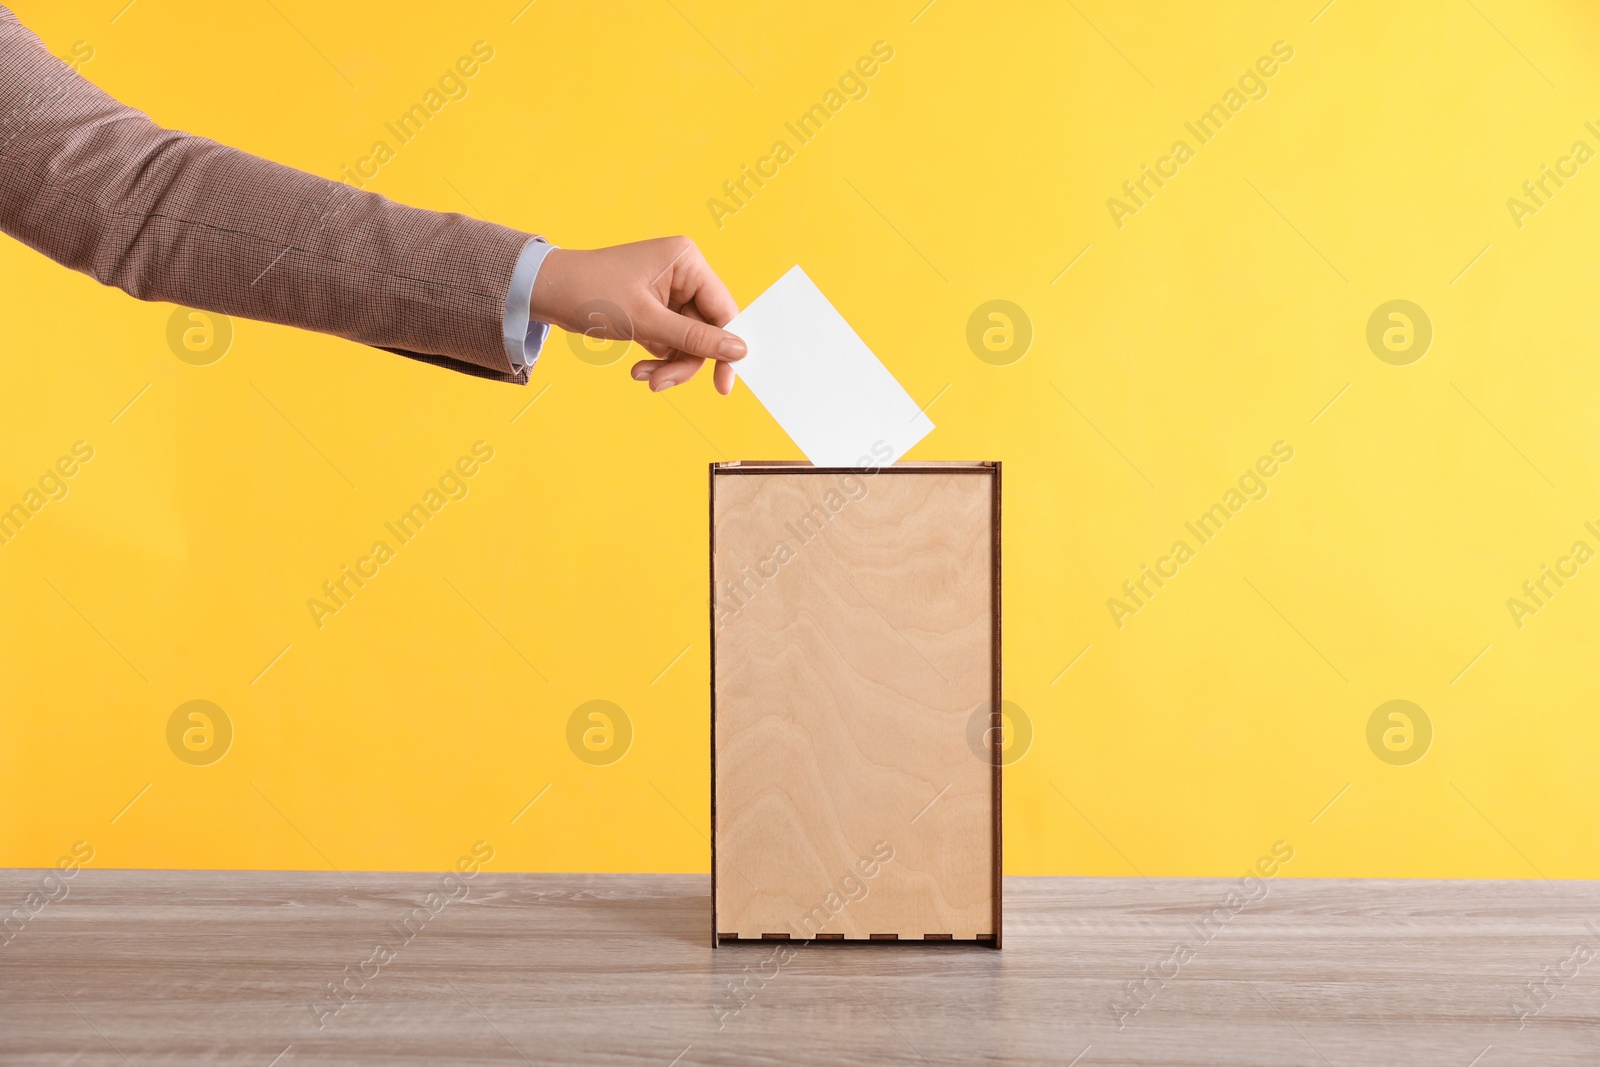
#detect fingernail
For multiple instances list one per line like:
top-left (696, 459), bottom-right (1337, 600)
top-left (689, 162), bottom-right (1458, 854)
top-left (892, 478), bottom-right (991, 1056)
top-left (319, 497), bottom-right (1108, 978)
top-left (632, 367), bottom-right (651, 381)
top-left (653, 379), bottom-right (677, 392)
top-left (719, 338), bottom-right (746, 359)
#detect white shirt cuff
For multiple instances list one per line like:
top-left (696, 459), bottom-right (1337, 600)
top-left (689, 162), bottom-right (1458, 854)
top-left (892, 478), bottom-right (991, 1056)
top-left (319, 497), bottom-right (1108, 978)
top-left (504, 236), bottom-right (556, 371)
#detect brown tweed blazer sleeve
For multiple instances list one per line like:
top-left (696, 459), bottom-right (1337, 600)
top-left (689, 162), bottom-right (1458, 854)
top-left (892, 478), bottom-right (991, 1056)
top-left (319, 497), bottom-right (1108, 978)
top-left (0, 7), bottom-right (534, 384)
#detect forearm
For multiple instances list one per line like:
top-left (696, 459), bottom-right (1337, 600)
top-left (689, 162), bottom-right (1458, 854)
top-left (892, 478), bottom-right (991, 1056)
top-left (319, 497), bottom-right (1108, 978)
top-left (0, 8), bottom-right (532, 380)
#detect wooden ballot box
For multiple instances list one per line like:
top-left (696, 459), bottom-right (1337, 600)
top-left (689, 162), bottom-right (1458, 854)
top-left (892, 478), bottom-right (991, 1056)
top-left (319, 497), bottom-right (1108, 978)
top-left (710, 461), bottom-right (1002, 946)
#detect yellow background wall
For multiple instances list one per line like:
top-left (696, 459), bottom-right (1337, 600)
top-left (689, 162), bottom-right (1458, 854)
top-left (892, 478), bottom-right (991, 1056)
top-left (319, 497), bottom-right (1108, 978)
top-left (3, 0), bottom-right (1597, 879)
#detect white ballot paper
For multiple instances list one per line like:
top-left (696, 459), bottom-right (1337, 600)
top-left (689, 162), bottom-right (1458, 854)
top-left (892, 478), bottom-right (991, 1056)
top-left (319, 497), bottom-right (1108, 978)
top-left (725, 265), bottom-right (934, 467)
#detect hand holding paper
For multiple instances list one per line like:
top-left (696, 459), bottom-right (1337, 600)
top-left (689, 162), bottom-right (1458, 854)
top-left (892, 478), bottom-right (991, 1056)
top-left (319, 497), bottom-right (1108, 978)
top-left (530, 238), bottom-right (748, 395)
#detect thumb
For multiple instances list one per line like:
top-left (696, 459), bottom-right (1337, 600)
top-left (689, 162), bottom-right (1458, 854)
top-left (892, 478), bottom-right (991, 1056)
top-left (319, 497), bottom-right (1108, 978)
top-left (634, 303), bottom-right (747, 362)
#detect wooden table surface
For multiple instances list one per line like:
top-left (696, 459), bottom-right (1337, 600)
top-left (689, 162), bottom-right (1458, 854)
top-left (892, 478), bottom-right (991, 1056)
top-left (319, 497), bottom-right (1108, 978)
top-left (0, 871), bottom-right (1595, 1065)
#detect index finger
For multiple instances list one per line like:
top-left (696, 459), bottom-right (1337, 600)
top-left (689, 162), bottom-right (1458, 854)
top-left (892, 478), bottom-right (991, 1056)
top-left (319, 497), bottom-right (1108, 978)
top-left (668, 246), bottom-right (740, 329)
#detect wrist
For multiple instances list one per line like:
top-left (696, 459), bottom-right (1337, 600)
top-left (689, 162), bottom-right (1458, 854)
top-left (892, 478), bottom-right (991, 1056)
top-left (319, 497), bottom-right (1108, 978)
top-left (529, 246), bottom-right (574, 328)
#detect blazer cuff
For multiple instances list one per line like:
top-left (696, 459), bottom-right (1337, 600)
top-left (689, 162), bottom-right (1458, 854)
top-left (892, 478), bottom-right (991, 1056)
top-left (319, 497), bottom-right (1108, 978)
top-left (504, 236), bottom-right (555, 370)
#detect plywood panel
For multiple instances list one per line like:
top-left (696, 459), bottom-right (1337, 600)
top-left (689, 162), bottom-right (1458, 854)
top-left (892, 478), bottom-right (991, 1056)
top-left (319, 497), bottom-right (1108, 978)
top-left (711, 466), bottom-right (998, 941)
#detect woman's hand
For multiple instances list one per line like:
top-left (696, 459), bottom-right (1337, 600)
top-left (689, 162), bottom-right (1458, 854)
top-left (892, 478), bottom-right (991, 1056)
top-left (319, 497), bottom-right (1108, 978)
top-left (529, 237), bottom-right (747, 394)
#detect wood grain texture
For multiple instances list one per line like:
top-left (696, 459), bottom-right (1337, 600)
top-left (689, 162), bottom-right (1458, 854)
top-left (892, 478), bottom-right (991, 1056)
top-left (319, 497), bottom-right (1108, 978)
top-left (1, 871), bottom-right (1597, 1066)
top-left (712, 468), bottom-right (997, 941)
